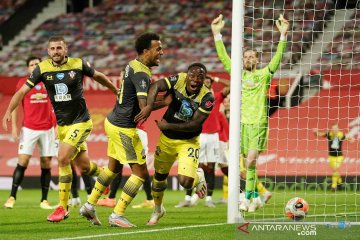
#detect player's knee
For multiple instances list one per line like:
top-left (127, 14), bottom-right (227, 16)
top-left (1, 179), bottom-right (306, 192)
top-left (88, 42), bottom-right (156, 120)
top-left (18, 155), bottom-right (30, 167)
top-left (178, 175), bottom-right (193, 189)
top-left (152, 178), bottom-right (167, 192)
top-left (40, 157), bottom-right (52, 168)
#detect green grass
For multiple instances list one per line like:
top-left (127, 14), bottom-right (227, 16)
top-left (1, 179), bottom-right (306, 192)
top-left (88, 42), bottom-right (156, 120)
top-left (0, 189), bottom-right (359, 240)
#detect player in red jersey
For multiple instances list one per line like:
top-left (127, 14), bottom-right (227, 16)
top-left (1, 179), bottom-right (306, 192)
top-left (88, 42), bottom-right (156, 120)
top-left (4, 55), bottom-right (57, 210)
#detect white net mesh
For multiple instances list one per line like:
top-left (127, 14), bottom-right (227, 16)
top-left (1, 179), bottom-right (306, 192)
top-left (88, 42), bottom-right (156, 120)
top-left (238, 0), bottom-right (360, 227)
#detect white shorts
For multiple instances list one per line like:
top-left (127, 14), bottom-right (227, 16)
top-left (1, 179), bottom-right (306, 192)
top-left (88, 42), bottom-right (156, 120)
top-left (18, 126), bottom-right (57, 157)
top-left (136, 128), bottom-right (148, 155)
top-left (218, 141), bottom-right (229, 164)
top-left (199, 133), bottom-right (220, 163)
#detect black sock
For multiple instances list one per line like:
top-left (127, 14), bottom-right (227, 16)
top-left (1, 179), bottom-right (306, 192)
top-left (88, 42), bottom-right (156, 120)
top-left (206, 169), bottom-right (215, 197)
top-left (71, 166), bottom-right (79, 198)
top-left (221, 167), bottom-right (228, 176)
top-left (240, 177), bottom-right (246, 193)
top-left (186, 189), bottom-right (193, 196)
top-left (143, 176), bottom-right (153, 200)
top-left (109, 172), bottom-right (122, 199)
top-left (81, 174), bottom-right (95, 195)
top-left (40, 168), bottom-right (51, 202)
top-left (10, 164), bottom-right (27, 199)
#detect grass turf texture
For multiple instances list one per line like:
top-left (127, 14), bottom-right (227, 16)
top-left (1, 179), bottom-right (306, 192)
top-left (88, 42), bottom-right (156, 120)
top-left (0, 189), bottom-right (359, 240)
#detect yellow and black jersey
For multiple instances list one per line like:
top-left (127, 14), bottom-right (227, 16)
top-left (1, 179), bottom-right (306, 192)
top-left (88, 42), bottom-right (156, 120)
top-left (107, 59), bottom-right (151, 128)
top-left (162, 73), bottom-right (214, 140)
top-left (326, 131), bottom-right (346, 156)
top-left (25, 57), bottom-right (94, 126)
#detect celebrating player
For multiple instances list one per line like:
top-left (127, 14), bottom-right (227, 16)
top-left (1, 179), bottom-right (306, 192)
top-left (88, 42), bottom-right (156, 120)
top-left (79, 32), bottom-right (163, 227)
top-left (313, 123), bottom-right (354, 191)
top-left (135, 63), bottom-right (214, 225)
top-left (3, 55), bottom-right (56, 210)
top-left (2, 36), bottom-right (118, 222)
top-left (211, 14), bottom-right (289, 212)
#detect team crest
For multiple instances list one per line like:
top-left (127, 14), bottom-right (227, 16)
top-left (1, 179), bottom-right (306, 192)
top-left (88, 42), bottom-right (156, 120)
top-left (35, 85), bottom-right (41, 90)
top-left (69, 70), bottom-right (76, 79)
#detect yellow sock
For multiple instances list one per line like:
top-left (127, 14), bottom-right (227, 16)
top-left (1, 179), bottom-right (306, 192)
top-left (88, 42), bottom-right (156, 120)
top-left (114, 174), bottom-right (144, 215)
top-left (332, 171), bottom-right (340, 188)
top-left (152, 178), bottom-right (167, 206)
top-left (222, 176), bottom-right (228, 200)
top-left (88, 167), bottom-right (117, 205)
top-left (87, 161), bottom-right (102, 176)
top-left (59, 165), bottom-right (72, 209)
top-left (257, 175), bottom-right (267, 195)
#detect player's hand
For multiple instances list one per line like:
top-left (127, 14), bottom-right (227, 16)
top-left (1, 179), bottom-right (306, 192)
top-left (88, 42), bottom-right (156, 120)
top-left (2, 111), bottom-right (11, 131)
top-left (211, 14), bottom-right (225, 35)
top-left (134, 105), bottom-right (152, 123)
top-left (276, 14), bottom-right (289, 35)
top-left (11, 127), bottom-right (19, 142)
top-left (155, 119), bottom-right (168, 131)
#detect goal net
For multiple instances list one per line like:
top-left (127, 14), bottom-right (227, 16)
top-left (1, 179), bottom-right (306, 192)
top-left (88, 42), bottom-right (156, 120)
top-left (232, 0), bottom-right (360, 230)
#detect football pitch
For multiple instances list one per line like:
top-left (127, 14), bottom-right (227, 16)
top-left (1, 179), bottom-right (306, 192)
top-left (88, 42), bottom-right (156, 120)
top-left (1, 189), bottom-right (359, 240)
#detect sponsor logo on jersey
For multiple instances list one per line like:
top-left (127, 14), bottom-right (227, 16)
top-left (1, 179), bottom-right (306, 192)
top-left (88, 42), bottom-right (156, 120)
top-left (69, 70), bottom-right (76, 79)
top-left (30, 93), bottom-right (47, 100)
top-left (175, 99), bottom-right (193, 121)
top-left (56, 73), bottom-right (65, 80)
top-left (54, 83), bottom-right (71, 102)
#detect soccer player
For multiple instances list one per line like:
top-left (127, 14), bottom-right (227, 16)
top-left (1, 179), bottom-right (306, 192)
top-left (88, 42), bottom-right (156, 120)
top-left (79, 32), bottom-right (163, 227)
top-left (211, 14), bottom-right (288, 212)
top-left (97, 127), bottom-right (154, 209)
top-left (3, 55), bottom-right (56, 210)
top-left (2, 36), bottom-right (118, 222)
top-left (175, 75), bottom-right (229, 208)
top-left (313, 123), bottom-right (354, 191)
top-left (135, 63), bottom-right (214, 225)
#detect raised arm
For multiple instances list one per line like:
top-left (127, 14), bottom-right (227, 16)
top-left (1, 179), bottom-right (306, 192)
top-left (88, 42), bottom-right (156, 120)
top-left (2, 84), bottom-right (31, 131)
top-left (92, 70), bottom-right (118, 95)
top-left (313, 128), bottom-right (327, 137)
top-left (211, 14), bottom-right (231, 73)
top-left (267, 14), bottom-right (289, 74)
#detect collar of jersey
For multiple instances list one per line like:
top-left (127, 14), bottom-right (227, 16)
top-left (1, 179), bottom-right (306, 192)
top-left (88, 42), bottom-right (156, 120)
top-left (51, 56), bottom-right (69, 67)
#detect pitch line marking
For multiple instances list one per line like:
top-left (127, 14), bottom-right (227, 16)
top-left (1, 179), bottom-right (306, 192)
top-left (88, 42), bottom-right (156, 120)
top-left (49, 222), bottom-right (228, 240)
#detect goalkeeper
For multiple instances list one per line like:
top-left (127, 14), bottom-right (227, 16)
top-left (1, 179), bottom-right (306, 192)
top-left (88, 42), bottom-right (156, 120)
top-left (211, 14), bottom-right (289, 212)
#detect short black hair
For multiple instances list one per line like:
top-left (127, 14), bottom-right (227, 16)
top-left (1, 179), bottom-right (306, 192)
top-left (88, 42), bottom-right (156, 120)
top-left (26, 55), bottom-right (41, 67)
top-left (187, 62), bottom-right (207, 74)
top-left (135, 32), bottom-right (160, 55)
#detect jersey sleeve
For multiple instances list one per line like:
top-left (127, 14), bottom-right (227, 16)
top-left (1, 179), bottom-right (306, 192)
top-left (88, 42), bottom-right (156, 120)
top-left (26, 65), bottom-right (42, 88)
top-left (132, 72), bottom-right (150, 98)
top-left (198, 92), bottom-right (215, 115)
top-left (164, 73), bottom-right (183, 90)
top-left (215, 39), bottom-right (231, 73)
top-left (267, 40), bottom-right (287, 74)
top-left (82, 59), bottom-right (95, 77)
top-left (215, 91), bottom-right (225, 104)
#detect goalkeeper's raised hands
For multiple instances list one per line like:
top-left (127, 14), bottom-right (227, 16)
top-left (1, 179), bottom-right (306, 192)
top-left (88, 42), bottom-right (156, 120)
top-left (276, 14), bottom-right (289, 35)
top-left (211, 14), bottom-right (225, 35)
